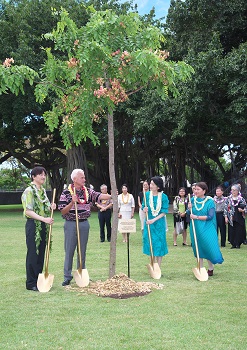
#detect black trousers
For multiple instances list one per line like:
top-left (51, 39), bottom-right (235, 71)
top-left (216, 212), bottom-right (226, 246)
top-left (98, 209), bottom-right (112, 241)
top-left (25, 219), bottom-right (46, 289)
top-left (228, 221), bottom-right (245, 247)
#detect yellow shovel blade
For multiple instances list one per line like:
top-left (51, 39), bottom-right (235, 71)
top-left (192, 267), bottom-right (208, 282)
top-left (73, 268), bottom-right (90, 288)
top-left (147, 262), bottom-right (161, 279)
top-left (37, 273), bottom-right (54, 292)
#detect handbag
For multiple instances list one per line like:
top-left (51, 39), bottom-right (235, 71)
top-left (176, 219), bottom-right (184, 235)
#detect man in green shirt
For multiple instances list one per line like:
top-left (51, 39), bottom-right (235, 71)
top-left (21, 167), bottom-right (56, 291)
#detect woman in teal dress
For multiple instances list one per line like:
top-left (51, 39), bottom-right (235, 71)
top-left (142, 176), bottom-right (169, 268)
top-left (188, 182), bottom-right (224, 276)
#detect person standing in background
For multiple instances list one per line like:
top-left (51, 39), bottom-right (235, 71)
top-left (236, 183), bottom-right (247, 245)
top-left (138, 181), bottom-right (149, 234)
top-left (172, 187), bottom-right (189, 246)
top-left (95, 184), bottom-right (113, 242)
top-left (224, 184), bottom-right (246, 249)
top-left (118, 184), bottom-right (135, 242)
top-left (214, 186), bottom-right (227, 247)
top-left (192, 183), bottom-right (197, 196)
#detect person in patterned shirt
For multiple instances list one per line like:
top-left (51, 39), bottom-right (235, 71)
top-left (58, 169), bottom-right (112, 286)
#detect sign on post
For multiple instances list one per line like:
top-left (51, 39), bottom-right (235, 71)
top-left (118, 219), bottom-right (136, 233)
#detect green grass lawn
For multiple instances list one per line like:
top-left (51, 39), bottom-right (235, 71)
top-left (0, 207), bottom-right (246, 350)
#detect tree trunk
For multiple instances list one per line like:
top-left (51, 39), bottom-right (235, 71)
top-left (108, 112), bottom-right (118, 278)
top-left (67, 144), bottom-right (89, 184)
top-left (48, 167), bottom-right (66, 202)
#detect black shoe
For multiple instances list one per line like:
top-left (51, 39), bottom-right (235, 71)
top-left (107, 239), bottom-right (111, 242)
top-left (230, 245), bottom-right (236, 249)
top-left (243, 240), bottom-right (247, 245)
top-left (27, 286), bottom-right (39, 292)
top-left (235, 245), bottom-right (240, 249)
top-left (62, 278), bottom-right (72, 286)
top-left (207, 269), bottom-right (214, 276)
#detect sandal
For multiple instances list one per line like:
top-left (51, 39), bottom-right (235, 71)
top-left (173, 243), bottom-right (177, 246)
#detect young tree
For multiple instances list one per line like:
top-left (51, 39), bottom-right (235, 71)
top-left (34, 8), bottom-right (193, 277)
top-left (0, 8), bottom-right (193, 276)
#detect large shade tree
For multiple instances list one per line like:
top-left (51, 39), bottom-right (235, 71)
top-left (0, 0), bottom-right (89, 195)
top-left (129, 0), bottom-right (247, 193)
top-left (0, 0), bottom-right (135, 195)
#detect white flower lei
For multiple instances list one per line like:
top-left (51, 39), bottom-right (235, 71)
top-left (194, 196), bottom-right (210, 211)
top-left (229, 194), bottom-right (242, 207)
top-left (177, 196), bottom-right (187, 203)
top-left (149, 192), bottom-right (162, 217)
top-left (213, 195), bottom-right (226, 204)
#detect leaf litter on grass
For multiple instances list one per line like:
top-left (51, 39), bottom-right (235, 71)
top-left (65, 273), bottom-right (164, 299)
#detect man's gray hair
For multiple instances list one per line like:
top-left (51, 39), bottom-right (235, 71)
top-left (71, 169), bottom-right (85, 181)
top-left (100, 184), bottom-right (107, 190)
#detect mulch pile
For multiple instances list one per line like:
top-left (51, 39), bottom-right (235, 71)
top-left (65, 273), bottom-right (164, 299)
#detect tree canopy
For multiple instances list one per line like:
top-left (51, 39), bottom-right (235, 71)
top-left (0, 0), bottom-right (246, 198)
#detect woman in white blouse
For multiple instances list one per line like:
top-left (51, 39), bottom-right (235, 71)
top-left (118, 184), bottom-right (135, 242)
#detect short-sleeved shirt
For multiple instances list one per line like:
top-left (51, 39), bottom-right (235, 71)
top-left (118, 193), bottom-right (135, 212)
top-left (214, 196), bottom-right (226, 212)
top-left (21, 184), bottom-right (50, 218)
top-left (58, 186), bottom-right (101, 221)
top-left (98, 197), bottom-right (113, 210)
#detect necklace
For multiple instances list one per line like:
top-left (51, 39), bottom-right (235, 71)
top-left (30, 182), bottom-right (50, 253)
top-left (31, 182), bottom-right (49, 203)
top-left (149, 192), bottom-right (162, 217)
top-left (122, 193), bottom-right (129, 204)
top-left (229, 194), bottom-right (241, 207)
top-left (194, 196), bottom-right (209, 211)
top-left (214, 195), bottom-right (226, 204)
top-left (177, 196), bottom-right (187, 203)
top-left (68, 184), bottom-right (88, 204)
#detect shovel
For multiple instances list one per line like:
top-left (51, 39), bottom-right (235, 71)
top-left (37, 188), bottom-right (56, 292)
top-left (143, 191), bottom-right (161, 280)
top-left (188, 194), bottom-right (208, 282)
top-left (73, 192), bottom-right (90, 288)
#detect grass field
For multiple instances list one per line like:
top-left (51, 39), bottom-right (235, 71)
top-left (0, 206), bottom-right (246, 350)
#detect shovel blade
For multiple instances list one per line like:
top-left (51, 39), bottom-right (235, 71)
top-left (147, 262), bottom-right (161, 279)
top-left (37, 273), bottom-right (54, 292)
top-left (73, 268), bottom-right (90, 288)
top-left (192, 267), bottom-right (208, 282)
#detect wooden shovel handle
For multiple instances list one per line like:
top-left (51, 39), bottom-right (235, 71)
top-left (143, 191), bottom-right (155, 266)
top-left (44, 188), bottom-right (56, 276)
top-left (74, 188), bottom-right (82, 271)
top-left (188, 194), bottom-right (200, 269)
